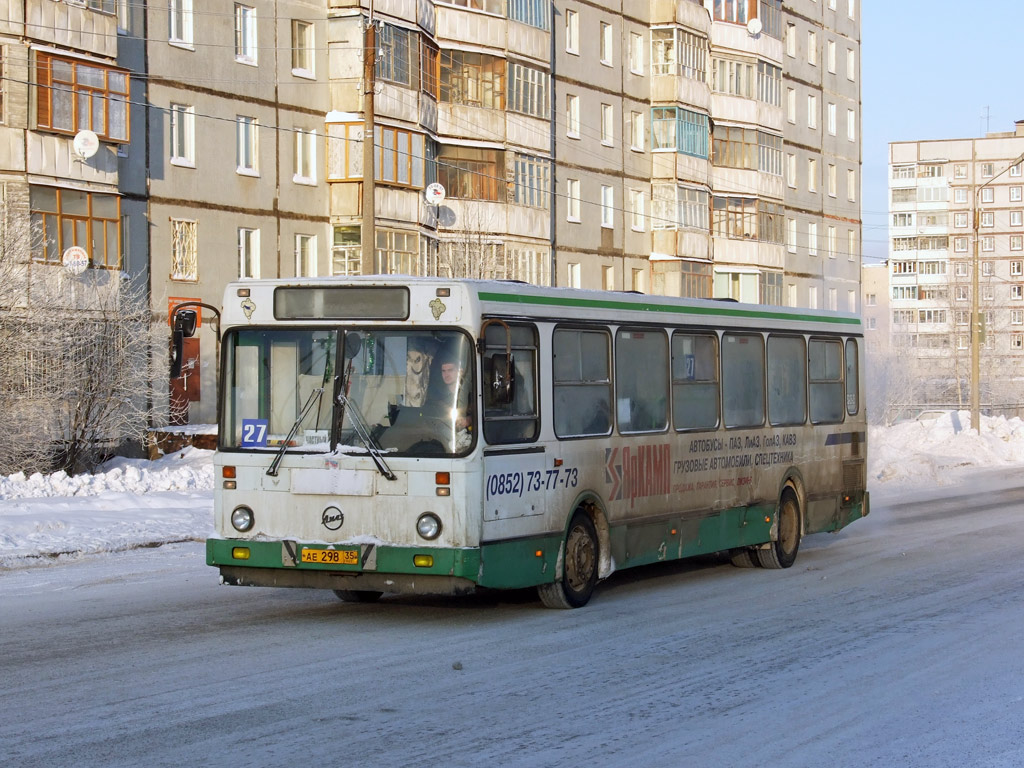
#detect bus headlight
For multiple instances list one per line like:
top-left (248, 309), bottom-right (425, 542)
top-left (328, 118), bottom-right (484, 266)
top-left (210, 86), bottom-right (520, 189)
top-left (416, 513), bottom-right (442, 540)
top-left (231, 506), bottom-right (255, 532)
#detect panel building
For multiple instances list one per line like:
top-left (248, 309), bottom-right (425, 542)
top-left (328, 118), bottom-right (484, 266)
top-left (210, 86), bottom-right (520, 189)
top-left (888, 123), bottom-right (1024, 414)
top-left (0, 0), bottom-right (862, 427)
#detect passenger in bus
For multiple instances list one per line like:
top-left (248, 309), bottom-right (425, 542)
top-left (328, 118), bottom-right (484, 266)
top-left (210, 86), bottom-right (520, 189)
top-left (434, 346), bottom-right (473, 432)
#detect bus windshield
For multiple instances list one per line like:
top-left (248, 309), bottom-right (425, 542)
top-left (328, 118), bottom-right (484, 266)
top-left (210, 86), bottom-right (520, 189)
top-left (222, 328), bottom-right (475, 457)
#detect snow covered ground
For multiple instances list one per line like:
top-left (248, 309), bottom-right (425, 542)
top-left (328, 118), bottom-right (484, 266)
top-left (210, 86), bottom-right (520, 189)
top-left (2, 410), bottom-right (1024, 567)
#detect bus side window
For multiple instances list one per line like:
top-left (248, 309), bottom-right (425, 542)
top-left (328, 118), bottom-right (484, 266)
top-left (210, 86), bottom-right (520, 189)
top-left (845, 338), bottom-right (860, 415)
top-left (767, 335), bottom-right (807, 426)
top-left (616, 328), bottom-right (669, 433)
top-left (809, 338), bottom-right (844, 423)
top-left (722, 333), bottom-right (765, 428)
top-left (483, 323), bottom-right (539, 444)
top-left (671, 332), bottom-right (719, 431)
top-left (553, 328), bottom-right (612, 438)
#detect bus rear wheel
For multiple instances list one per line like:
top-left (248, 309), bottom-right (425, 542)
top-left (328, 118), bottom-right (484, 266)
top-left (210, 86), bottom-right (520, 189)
top-left (333, 589), bottom-right (383, 603)
top-left (756, 489), bottom-right (802, 569)
top-left (538, 511), bottom-right (599, 609)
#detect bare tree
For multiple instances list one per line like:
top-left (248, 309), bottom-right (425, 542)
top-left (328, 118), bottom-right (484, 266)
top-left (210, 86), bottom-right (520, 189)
top-left (0, 193), bottom-right (167, 476)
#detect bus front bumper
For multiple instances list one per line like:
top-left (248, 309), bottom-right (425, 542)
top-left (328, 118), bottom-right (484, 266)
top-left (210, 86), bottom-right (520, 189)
top-left (207, 538), bottom-right (482, 595)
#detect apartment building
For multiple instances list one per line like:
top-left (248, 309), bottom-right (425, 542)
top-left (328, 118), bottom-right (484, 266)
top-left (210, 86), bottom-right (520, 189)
top-left (1, 0), bottom-right (862, 427)
top-left (889, 122), bottom-right (1024, 411)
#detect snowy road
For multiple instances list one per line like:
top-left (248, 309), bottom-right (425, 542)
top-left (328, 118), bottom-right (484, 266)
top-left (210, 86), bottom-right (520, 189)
top-left (3, 481), bottom-right (1024, 768)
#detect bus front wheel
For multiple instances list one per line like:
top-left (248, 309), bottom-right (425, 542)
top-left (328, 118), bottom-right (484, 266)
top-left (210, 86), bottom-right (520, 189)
top-left (756, 489), bottom-right (802, 569)
top-left (538, 511), bottom-right (599, 609)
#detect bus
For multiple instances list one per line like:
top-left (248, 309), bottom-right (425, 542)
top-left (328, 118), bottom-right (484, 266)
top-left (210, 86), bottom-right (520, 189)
top-left (203, 277), bottom-right (868, 608)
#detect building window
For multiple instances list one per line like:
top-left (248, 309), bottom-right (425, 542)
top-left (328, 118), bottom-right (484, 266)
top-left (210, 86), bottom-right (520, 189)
top-left (847, 169), bottom-right (857, 201)
top-left (169, 0), bottom-right (193, 45)
top-left (630, 189), bottom-right (645, 231)
top-left (377, 229), bottom-right (420, 275)
top-left (807, 30), bottom-right (817, 65)
top-left (757, 61), bottom-right (781, 106)
top-left (651, 107), bottom-right (709, 158)
top-left (787, 217), bottom-right (796, 252)
top-left (1013, 284), bottom-right (1023, 300)
top-left (981, 212), bottom-right (994, 228)
top-left (1012, 186), bottom-right (1023, 202)
top-left (982, 236), bottom-right (995, 252)
top-left (827, 39), bottom-right (836, 72)
top-left (828, 164), bottom-right (837, 197)
top-left (713, 0), bottom-right (757, 23)
top-left (420, 40), bottom-right (440, 99)
top-left (508, 62), bottom-right (549, 118)
top-left (827, 103), bottom-right (836, 135)
top-left (35, 52), bottom-right (130, 142)
top-left (982, 163), bottom-right (995, 178)
top-left (954, 164), bottom-right (967, 179)
top-left (378, 25), bottom-right (414, 86)
top-left (711, 57), bottom-right (753, 98)
top-left (847, 48), bottom-right (855, 80)
top-left (807, 94), bottom-right (817, 129)
top-left (983, 261), bottom-right (994, 276)
top-left (848, 109), bottom-right (857, 141)
top-left (567, 262), bottom-right (581, 288)
top-left (711, 126), bottom-right (782, 176)
top-left (509, 0), bottom-right (550, 30)
top-left (513, 154), bottom-right (550, 208)
top-left (234, 4), bottom-right (257, 64)
top-left (785, 23), bottom-right (796, 57)
top-left (601, 185), bottom-right (614, 228)
top-left (808, 221), bottom-right (818, 255)
top-left (30, 186), bottom-right (121, 270)
top-left (629, 32), bottom-right (644, 74)
top-left (1012, 211), bottom-right (1023, 227)
top-left (332, 226), bottom-right (360, 275)
top-left (566, 94), bottom-right (580, 137)
top-left (981, 187), bottom-right (994, 204)
top-left (630, 111), bottom-right (644, 151)
top-left (376, 126), bottom-right (425, 188)
top-left (565, 9), bottom-right (579, 54)
top-left (238, 227), bottom-right (260, 278)
top-left (1012, 163), bottom-right (1023, 177)
top-left (954, 212), bottom-right (968, 228)
top-left (294, 128), bottom-right (316, 184)
top-left (442, 50), bottom-right (504, 108)
top-left (291, 20), bottom-right (314, 76)
top-left (236, 116), bottom-right (258, 174)
top-left (567, 178), bottom-right (581, 221)
top-left (651, 28), bottom-right (707, 81)
top-left (954, 237), bottom-right (968, 252)
top-left (1013, 260), bottom-right (1023, 275)
top-left (1013, 334), bottom-right (1023, 350)
top-left (437, 146), bottom-right (502, 200)
top-left (170, 218), bottom-right (197, 280)
top-left (954, 188), bottom-right (968, 203)
top-left (295, 234), bottom-right (316, 277)
top-left (602, 266), bottom-right (614, 291)
top-left (652, 185), bottom-right (708, 231)
top-left (169, 103), bottom-right (194, 166)
top-left (436, 0), bottom-right (505, 13)
top-left (600, 22), bottom-right (613, 65)
top-left (601, 103), bottom-right (613, 146)
top-left (808, 158), bottom-right (818, 192)
top-left (828, 225), bottom-right (837, 258)
top-left (786, 88), bottom-right (796, 123)
top-left (1013, 237), bottom-right (1024, 252)
top-left (786, 153), bottom-right (796, 188)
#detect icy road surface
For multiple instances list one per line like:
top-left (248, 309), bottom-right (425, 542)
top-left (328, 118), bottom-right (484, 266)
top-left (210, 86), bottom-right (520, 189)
top-left (2, 478), bottom-right (1023, 767)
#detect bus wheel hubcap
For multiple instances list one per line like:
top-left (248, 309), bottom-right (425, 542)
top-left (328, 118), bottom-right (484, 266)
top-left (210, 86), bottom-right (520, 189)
top-left (566, 524), bottom-right (595, 592)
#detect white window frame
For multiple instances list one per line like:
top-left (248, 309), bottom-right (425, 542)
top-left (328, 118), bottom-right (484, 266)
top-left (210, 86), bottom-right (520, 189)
top-left (295, 233), bottom-right (317, 277)
top-left (827, 103), bottom-right (836, 135)
top-left (236, 115), bottom-right (259, 175)
top-left (169, 0), bottom-right (193, 47)
top-left (567, 178), bottom-right (581, 222)
top-left (807, 30), bottom-right (817, 65)
top-left (170, 218), bottom-right (198, 281)
top-left (601, 103), bottom-right (613, 146)
top-left (827, 39), bottom-right (836, 73)
top-left (629, 188), bottom-right (645, 231)
top-left (566, 94), bottom-right (580, 138)
top-left (847, 109), bottom-right (856, 141)
top-left (565, 9), bottom-right (579, 54)
top-left (234, 4), bottom-right (258, 65)
top-left (808, 221), bottom-right (818, 256)
top-left (630, 110), bottom-right (644, 151)
top-left (169, 103), bottom-right (195, 166)
top-left (601, 185), bottom-right (614, 228)
top-left (238, 227), bottom-right (260, 278)
top-left (600, 22), bottom-right (613, 66)
top-left (629, 32), bottom-right (643, 74)
top-left (847, 169), bottom-right (856, 201)
top-left (291, 19), bottom-right (315, 78)
top-left (807, 94), bottom-right (817, 129)
top-left (293, 127), bottom-right (316, 185)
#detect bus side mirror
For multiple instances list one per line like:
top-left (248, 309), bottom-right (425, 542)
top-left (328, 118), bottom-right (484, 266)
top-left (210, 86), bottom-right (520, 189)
top-left (170, 309), bottom-right (198, 378)
top-left (487, 353), bottom-right (516, 406)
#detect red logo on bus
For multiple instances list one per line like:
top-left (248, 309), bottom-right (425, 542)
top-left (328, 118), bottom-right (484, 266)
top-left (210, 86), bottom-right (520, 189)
top-left (605, 444), bottom-right (671, 507)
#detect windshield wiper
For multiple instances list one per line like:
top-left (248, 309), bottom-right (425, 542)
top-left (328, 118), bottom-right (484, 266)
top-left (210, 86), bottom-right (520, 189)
top-left (266, 387), bottom-right (324, 477)
top-left (336, 391), bottom-right (397, 481)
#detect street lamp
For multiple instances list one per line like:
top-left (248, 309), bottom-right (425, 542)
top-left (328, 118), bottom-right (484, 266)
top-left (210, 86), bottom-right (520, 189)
top-left (969, 150), bottom-right (1024, 431)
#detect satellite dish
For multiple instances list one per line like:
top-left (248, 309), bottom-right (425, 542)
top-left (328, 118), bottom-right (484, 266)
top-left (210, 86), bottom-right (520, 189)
top-left (73, 130), bottom-right (100, 159)
top-left (425, 183), bottom-right (446, 205)
top-left (746, 17), bottom-right (763, 36)
top-left (437, 206), bottom-right (458, 228)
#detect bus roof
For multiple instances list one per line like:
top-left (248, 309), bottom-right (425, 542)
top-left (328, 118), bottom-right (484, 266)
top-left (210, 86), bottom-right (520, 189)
top-left (221, 277), bottom-right (862, 334)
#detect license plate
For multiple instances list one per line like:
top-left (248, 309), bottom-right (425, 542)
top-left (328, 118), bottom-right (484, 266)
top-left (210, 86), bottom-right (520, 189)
top-left (301, 548), bottom-right (359, 565)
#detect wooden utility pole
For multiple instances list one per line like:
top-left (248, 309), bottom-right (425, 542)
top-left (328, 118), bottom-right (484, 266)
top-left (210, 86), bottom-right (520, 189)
top-left (360, 7), bottom-right (376, 275)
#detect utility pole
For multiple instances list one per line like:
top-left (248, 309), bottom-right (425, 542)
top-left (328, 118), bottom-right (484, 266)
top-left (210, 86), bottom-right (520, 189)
top-left (360, 5), bottom-right (376, 275)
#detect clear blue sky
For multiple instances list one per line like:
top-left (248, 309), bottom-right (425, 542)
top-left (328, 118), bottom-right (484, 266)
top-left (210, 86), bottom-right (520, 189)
top-left (861, 1), bottom-right (1024, 264)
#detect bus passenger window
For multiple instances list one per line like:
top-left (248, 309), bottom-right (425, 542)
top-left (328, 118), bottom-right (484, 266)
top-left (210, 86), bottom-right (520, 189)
top-left (671, 333), bottom-right (719, 431)
top-left (553, 328), bottom-right (612, 437)
top-left (809, 338), bottom-right (844, 423)
top-left (845, 338), bottom-right (860, 415)
top-left (615, 329), bottom-right (668, 433)
top-left (767, 335), bottom-right (807, 426)
top-left (722, 333), bottom-right (765, 428)
top-left (483, 324), bottom-right (539, 444)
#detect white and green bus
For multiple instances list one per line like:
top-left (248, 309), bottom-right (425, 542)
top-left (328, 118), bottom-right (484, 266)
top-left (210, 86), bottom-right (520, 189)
top-left (205, 277), bottom-right (868, 608)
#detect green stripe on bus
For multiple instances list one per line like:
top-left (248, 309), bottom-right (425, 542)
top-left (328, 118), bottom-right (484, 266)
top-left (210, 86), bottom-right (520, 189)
top-left (478, 291), bottom-right (861, 326)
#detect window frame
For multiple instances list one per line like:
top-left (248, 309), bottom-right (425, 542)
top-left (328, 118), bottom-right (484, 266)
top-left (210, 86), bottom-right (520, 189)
top-left (35, 51), bottom-right (130, 143)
